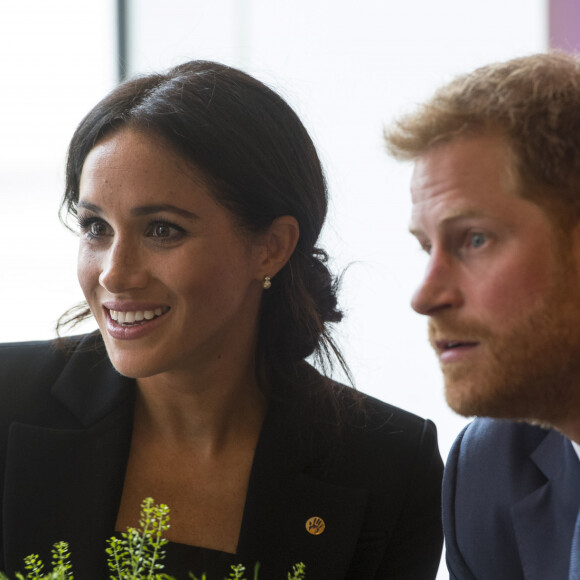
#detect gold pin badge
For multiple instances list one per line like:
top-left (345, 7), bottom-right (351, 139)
top-left (305, 516), bottom-right (325, 535)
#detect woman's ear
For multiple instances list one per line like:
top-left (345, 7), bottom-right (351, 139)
top-left (259, 215), bottom-right (300, 279)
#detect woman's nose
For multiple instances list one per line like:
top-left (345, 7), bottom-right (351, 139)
top-left (98, 240), bottom-right (149, 293)
top-left (411, 252), bottom-right (462, 316)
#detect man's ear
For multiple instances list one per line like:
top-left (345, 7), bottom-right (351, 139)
top-left (258, 215), bottom-right (300, 279)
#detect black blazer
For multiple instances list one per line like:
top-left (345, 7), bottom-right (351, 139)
top-left (0, 334), bottom-right (443, 579)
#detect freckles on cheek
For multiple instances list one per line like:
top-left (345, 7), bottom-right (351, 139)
top-left (77, 251), bottom-right (100, 293)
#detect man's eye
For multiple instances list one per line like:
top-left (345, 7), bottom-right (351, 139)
top-left (470, 233), bottom-right (487, 248)
top-left (416, 239), bottom-right (431, 254)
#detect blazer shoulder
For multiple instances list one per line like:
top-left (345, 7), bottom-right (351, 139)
top-left (300, 363), bottom-right (434, 436)
top-left (444, 417), bottom-right (552, 512)
top-left (449, 417), bottom-right (552, 467)
top-left (361, 390), bottom-right (436, 434)
top-left (320, 377), bottom-right (440, 454)
top-left (0, 334), bottom-right (102, 421)
top-left (349, 389), bottom-right (442, 490)
top-left (0, 338), bottom-right (70, 391)
top-left (308, 377), bottom-right (443, 510)
top-left (282, 366), bottom-right (442, 484)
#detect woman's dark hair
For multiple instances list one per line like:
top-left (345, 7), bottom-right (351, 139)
top-left (60, 60), bottom-right (349, 382)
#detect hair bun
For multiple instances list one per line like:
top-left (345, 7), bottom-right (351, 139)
top-left (307, 249), bottom-right (342, 325)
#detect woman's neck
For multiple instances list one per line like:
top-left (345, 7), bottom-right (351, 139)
top-left (134, 359), bottom-right (268, 454)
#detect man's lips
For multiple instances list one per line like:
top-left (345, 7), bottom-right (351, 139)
top-left (434, 339), bottom-right (479, 353)
top-left (432, 339), bottom-right (480, 363)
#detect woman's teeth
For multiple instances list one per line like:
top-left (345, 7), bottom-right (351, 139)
top-left (109, 308), bottom-right (166, 325)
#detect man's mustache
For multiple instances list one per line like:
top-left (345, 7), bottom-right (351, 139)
top-left (427, 318), bottom-right (493, 344)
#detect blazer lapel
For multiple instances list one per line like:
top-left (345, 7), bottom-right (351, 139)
top-left (511, 430), bottom-right (580, 580)
top-left (237, 382), bottom-right (368, 579)
top-left (3, 338), bottom-right (134, 577)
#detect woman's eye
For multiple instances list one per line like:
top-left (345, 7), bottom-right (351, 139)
top-left (78, 216), bottom-right (110, 239)
top-left (146, 221), bottom-right (186, 242)
top-left (470, 233), bottom-right (487, 248)
top-left (89, 221), bottom-right (108, 236)
top-left (152, 224), bottom-right (172, 237)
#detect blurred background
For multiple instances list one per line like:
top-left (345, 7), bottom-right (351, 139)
top-left (0, 1), bottom-right (575, 574)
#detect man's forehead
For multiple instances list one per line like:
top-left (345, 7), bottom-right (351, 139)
top-left (410, 146), bottom-right (468, 211)
top-left (411, 134), bottom-right (516, 196)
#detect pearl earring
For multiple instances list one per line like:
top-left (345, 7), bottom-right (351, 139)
top-left (263, 276), bottom-right (272, 290)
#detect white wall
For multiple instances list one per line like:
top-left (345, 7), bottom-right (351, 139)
top-left (0, 2), bottom-right (545, 575)
top-left (0, 1), bottom-right (116, 340)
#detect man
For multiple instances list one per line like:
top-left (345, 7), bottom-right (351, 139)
top-left (385, 52), bottom-right (580, 579)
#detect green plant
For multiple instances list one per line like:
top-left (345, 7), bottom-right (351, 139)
top-left (287, 562), bottom-right (306, 580)
top-left (1, 499), bottom-right (305, 580)
top-left (0, 541), bottom-right (73, 580)
top-left (106, 497), bottom-right (171, 579)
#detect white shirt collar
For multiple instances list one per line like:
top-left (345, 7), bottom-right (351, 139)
top-left (572, 440), bottom-right (580, 462)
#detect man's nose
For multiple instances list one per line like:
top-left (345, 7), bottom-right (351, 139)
top-left (411, 251), bottom-right (462, 315)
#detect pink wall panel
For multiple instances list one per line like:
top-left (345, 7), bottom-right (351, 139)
top-left (550, 0), bottom-right (580, 52)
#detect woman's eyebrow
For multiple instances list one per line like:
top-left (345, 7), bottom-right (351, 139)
top-left (77, 201), bottom-right (198, 220)
top-left (130, 204), bottom-right (199, 219)
top-left (77, 200), bottom-right (103, 213)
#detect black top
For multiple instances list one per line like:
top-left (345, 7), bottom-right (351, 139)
top-left (164, 542), bottom-right (235, 579)
top-left (115, 538), bottom-right (235, 579)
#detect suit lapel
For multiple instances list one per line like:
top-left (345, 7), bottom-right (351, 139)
top-left (3, 337), bottom-right (135, 577)
top-left (511, 430), bottom-right (580, 580)
top-left (237, 380), bottom-right (368, 579)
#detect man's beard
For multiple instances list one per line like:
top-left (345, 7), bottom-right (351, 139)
top-left (429, 273), bottom-right (580, 427)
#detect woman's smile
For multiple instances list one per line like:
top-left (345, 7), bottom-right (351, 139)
top-left (102, 302), bottom-right (172, 340)
top-left (109, 307), bottom-right (167, 324)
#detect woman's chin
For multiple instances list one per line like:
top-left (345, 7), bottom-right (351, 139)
top-left (104, 351), bottom-right (166, 380)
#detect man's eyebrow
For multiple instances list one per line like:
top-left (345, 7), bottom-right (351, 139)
top-left (77, 201), bottom-right (198, 220)
top-left (409, 209), bottom-right (488, 236)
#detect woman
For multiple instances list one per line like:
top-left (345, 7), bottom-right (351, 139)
top-left (0, 61), bottom-right (443, 579)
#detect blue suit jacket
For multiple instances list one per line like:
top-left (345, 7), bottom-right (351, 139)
top-left (0, 334), bottom-right (443, 579)
top-left (443, 418), bottom-right (580, 580)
